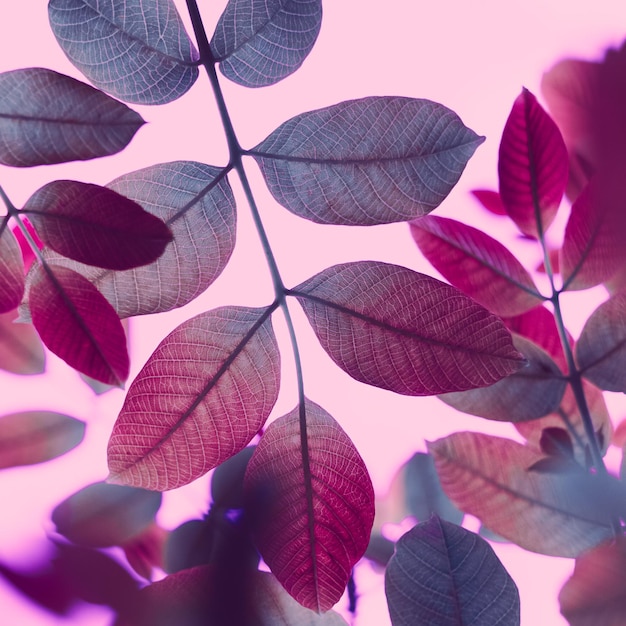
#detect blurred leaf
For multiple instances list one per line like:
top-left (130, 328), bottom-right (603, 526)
top-left (244, 399), bottom-right (375, 612)
top-left (122, 523), bottom-right (167, 581)
top-left (0, 310), bottom-right (45, 375)
top-left (539, 427), bottom-right (575, 460)
top-left (108, 305), bottom-right (280, 490)
top-left (212, 0), bottom-right (322, 87)
top-left (211, 445), bottom-right (256, 509)
top-left (364, 533), bottom-right (396, 567)
top-left (385, 517), bottom-right (520, 626)
top-left (48, 0), bottom-right (199, 105)
top-left (164, 519), bottom-right (214, 574)
top-left (0, 223), bottom-right (24, 313)
top-left (251, 96), bottom-right (484, 225)
top-left (470, 188), bottom-right (507, 215)
top-left (0, 68), bottom-right (144, 167)
top-left (292, 261), bottom-right (524, 395)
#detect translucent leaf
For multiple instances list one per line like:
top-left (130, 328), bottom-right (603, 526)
top-left (244, 399), bottom-right (375, 612)
top-left (24, 181), bottom-right (173, 270)
top-left (0, 68), bottom-right (144, 167)
top-left (429, 432), bottom-right (614, 557)
top-left (498, 88), bottom-right (568, 238)
top-left (0, 411), bottom-right (84, 469)
top-left (108, 305), bottom-right (280, 491)
top-left (385, 517), bottom-right (520, 626)
top-left (0, 310), bottom-right (45, 375)
top-left (291, 261), bottom-right (524, 396)
top-left (410, 215), bottom-right (542, 316)
top-left (29, 264), bottom-right (129, 386)
top-left (439, 334), bottom-right (567, 422)
top-left (48, 0), bottom-right (199, 105)
top-left (251, 97), bottom-right (484, 225)
top-left (212, 0), bottom-right (322, 88)
top-left (0, 223), bottom-right (25, 313)
top-left (471, 188), bottom-right (507, 215)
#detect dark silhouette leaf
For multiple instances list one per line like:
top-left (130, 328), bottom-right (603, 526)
top-left (250, 96), bottom-right (484, 225)
top-left (291, 261), bottom-right (524, 395)
top-left (385, 517), bottom-right (520, 626)
top-left (211, 445), bottom-right (256, 509)
top-left (212, 0), bottom-right (322, 88)
top-left (0, 223), bottom-right (25, 312)
top-left (0, 68), bottom-right (144, 166)
top-left (0, 310), bottom-right (45, 374)
top-left (48, 0), bottom-right (199, 105)
top-left (471, 188), bottom-right (507, 215)
top-left (107, 305), bottom-right (280, 490)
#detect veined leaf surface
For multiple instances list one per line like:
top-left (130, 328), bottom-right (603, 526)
top-left (291, 261), bottom-right (523, 395)
top-left (0, 310), bottom-right (45, 375)
top-left (0, 222), bottom-right (25, 313)
top-left (250, 97), bottom-right (484, 225)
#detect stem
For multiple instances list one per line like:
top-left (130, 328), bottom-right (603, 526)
top-left (0, 185), bottom-right (45, 264)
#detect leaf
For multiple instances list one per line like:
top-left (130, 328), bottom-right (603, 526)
top-left (211, 0), bottom-right (322, 88)
top-left (0, 68), bottom-right (144, 167)
top-left (244, 399), bottom-right (375, 613)
top-left (498, 88), bottom-right (569, 238)
top-left (0, 222), bottom-right (25, 313)
top-left (24, 181), bottom-right (173, 270)
top-left (439, 334), bottom-right (567, 422)
top-left (250, 96), bottom-right (484, 225)
top-left (211, 445), bottom-right (256, 509)
top-left (107, 305), bottom-right (280, 491)
top-left (410, 215), bottom-right (542, 316)
top-left (0, 310), bottom-right (46, 375)
top-left (291, 261), bottom-right (524, 396)
top-left (385, 517), bottom-right (520, 626)
top-left (28, 264), bottom-right (129, 386)
top-left (429, 432), bottom-right (614, 557)
top-left (0, 411), bottom-right (84, 469)
top-left (471, 188), bottom-right (507, 215)
top-left (48, 0), bottom-right (199, 105)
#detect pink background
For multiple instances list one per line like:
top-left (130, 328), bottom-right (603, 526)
top-left (0, 1), bottom-right (625, 624)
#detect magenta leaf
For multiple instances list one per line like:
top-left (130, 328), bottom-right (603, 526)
top-left (0, 220), bottom-right (25, 312)
top-left (107, 305), bottom-right (280, 491)
top-left (385, 517), bottom-right (520, 626)
top-left (250, 97), bottom-right (484, 225)
top-left (0, 68), bottom-right (144, 167)
top-left (471, 188), bottom-right (507, 215)
top-left (24, 180), bottom-right (173, 270)
top-left (291, 261), bottom-right (524, 395)
top-left (244, 399), bottom-right (375, 612)
top-left (0, 310), bottom-right (45, 375)
top-left (29, 264), bottom-right (129, 385)
top-left (211, 0), bottom-right (322, 88)
top-left (0, 411), bottom-right (84, 469)
top-left (498, 88), bottom-right (569, 238)
top-left (410, 215), bottom-right (542, 316)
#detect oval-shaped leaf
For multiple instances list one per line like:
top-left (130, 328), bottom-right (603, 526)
top-left (24, 180), bottom-right (173, 270)
top-left (429, 432), bottom-right (614, 556)
top-left (0, 310), bottom-right (46, 375)
top-left (29, 264), bottom-right (129, 385)
top-left (107, 305), bottom-right (280, 490)
top-left (0, 68), bottom-right (144, 167)
top-left (211, 0), bottom-right (322, 88)
top-left (385, 517), bottom-right (520, 626)
top-left (410, 215), bottom-right (542, 316)
top-left (291, 261), bottom-right (524, 396)
top-left (498, 88), bottom-right (568, 238)
top-left (244, 399), bottom-right (375, 612)
top-left (250, 97), bottom-right (484, 225)
top-left (0, 222), bottom-right (25, 313)
top-left (48, 0), bottom-right (199, 105)
top-left (471, 188), bottom-right (507, 215)
top-left (0, 411), bottom-right (84, 469)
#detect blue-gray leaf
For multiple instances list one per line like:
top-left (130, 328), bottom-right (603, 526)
top-left (211, 0), bottom-right (322, 88)
top-left (48, 0), bottom-right (199, 105)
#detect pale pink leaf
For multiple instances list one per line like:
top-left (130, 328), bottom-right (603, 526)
top-left (0, 310), bottom-right (45, 375)
top-left (0, 221), bottom-right (25, 313)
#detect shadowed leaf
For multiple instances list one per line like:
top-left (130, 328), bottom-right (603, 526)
top-left (471, 188), bottom-right (507, 215)
top-left (0, 310), bottom-right (45, 375)
top-left (0, 222), bottom-right (25, 312)
top-left (250, 96), bottom-right (484, 225)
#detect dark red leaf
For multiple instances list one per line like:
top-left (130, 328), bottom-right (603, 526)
top-left (0, 221), bottom-right (25, 312)
top-left (539, 427), bottom-right (575, 460)
top-left (0, 309), bottom-right (45, 375)
top-left (471, 188), bottom-right (507, 215)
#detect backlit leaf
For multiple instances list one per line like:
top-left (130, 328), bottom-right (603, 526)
top-left (0, 411), bottom-right (84, 469)
top-left (291, 261), bottom-right (524, 395)
top-left (48, 0), bottom-right (199, 105)
top-left (429, 432), bottom-right (614, 556)
top-left (24, 181), bottom-right (173, 270)
top-left (498, 88), bottom-right (568, 238)
top-left (0, 310), bottom-right (45, 375)
top-left (108, 305), bottom-right (280, 491)
top-left (0, 68), bottom-right (144, 167)
top-left (250, 97), bottom-right (484, 225)
top-left (244, 399), bottom-right (374, 612)
top-left (29, 264), bottom-right (129, 385)
top-left (212, 0), bottom-right (322, 88)
top-left (0, 222), bottom-right (25, 312)
top-left (410, 215), bottom-right (542, 316)
top-left (385, 517), bottom-right (520, 626)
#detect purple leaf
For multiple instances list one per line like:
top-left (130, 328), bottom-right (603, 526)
top-left (107, 306), bottom-right (280, 491)
top-left (251, 97), bottom-right (484, 225)
top-left (291, 261), bottom-right (524, 395)
top-left (0, 310), bottom-right (45, 375)
top-left (24, 181), bottom-right (173, 270)
top-left (212, 0), bottom-right (322, 88)
top-left (48, 0), bottom-right (199, 105)
top-left (244, 399), bottom-right (375, 612)
top-left (471, 189), bottom-right (507, 215)
top-left (0, 222), bottom-right (25, 312)
top-left (410, 215), bottom-right (542, 316)
top-left (498, 88), bottom-right (569, 238)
